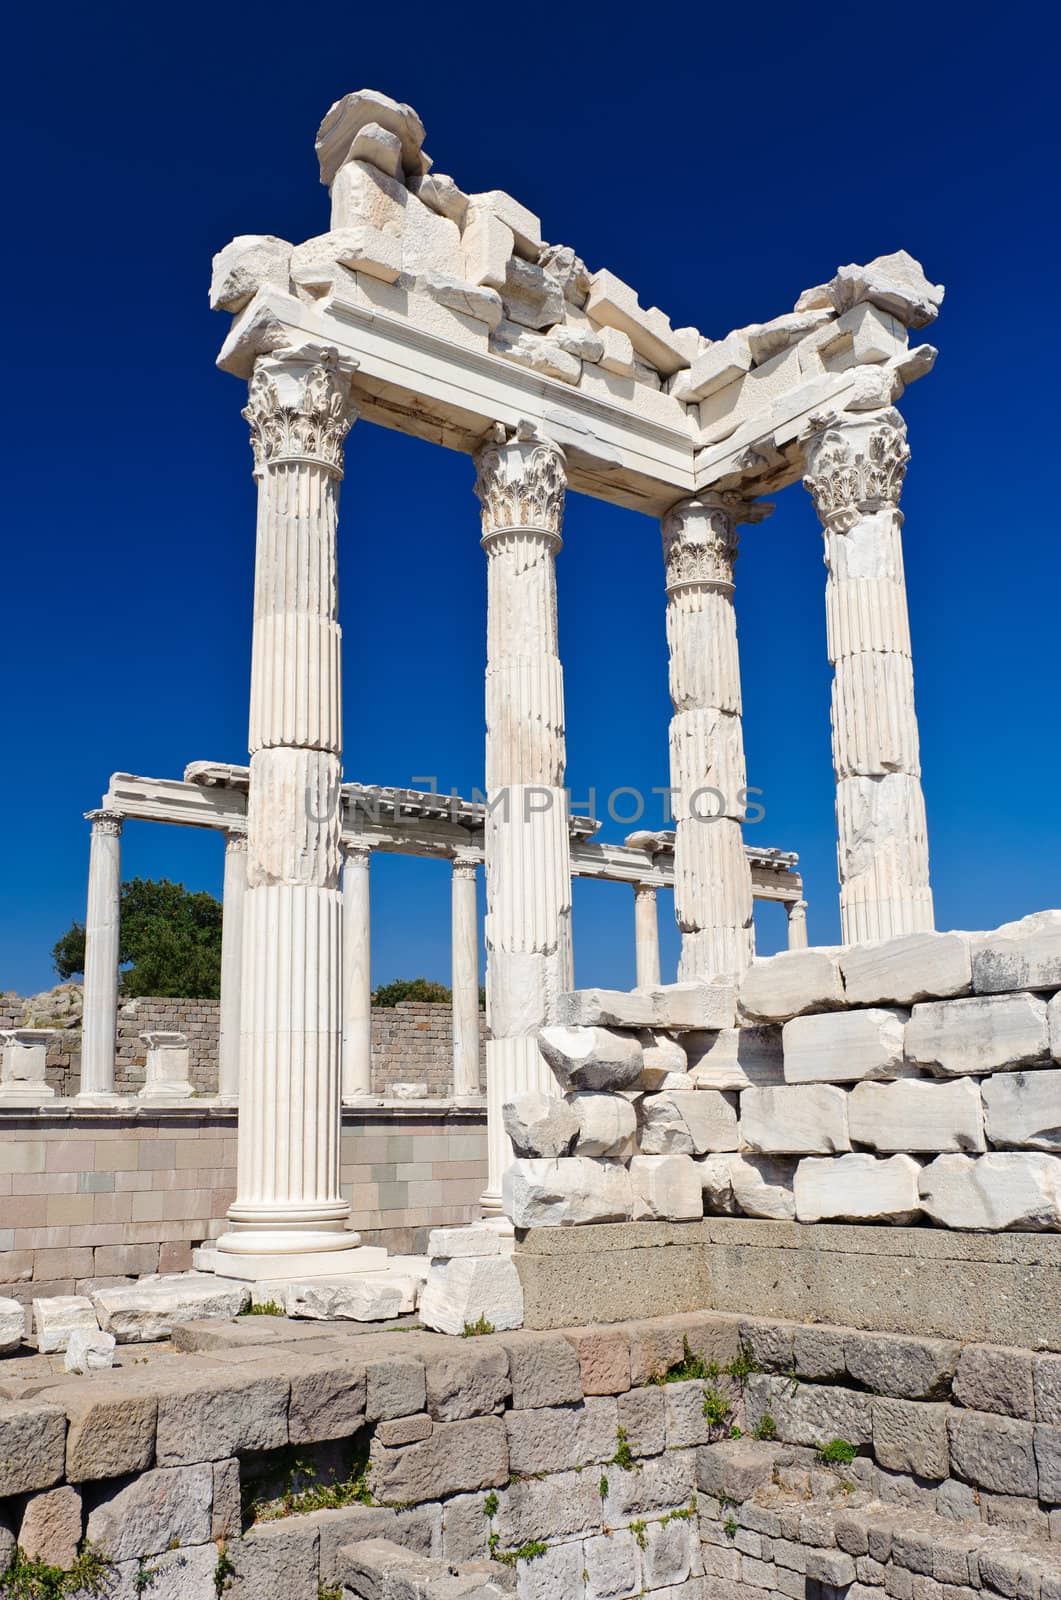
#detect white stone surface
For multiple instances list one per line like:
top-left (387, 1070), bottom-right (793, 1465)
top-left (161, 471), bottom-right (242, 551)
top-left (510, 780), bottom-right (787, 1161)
top-left (79, 810), bottom-right (122, 1100)
top-left (905, 992), bottom-right (1050, 1077)
top-left (341, 841), bottom-right (372, 1099)
top-left (503, 1090), bottom-right (579, 1158)
top-left (739, 950), bottom-right (844, 1022)
top-left (839, 931), bottom-right (972, 1006)
top-left (316, 89), bottom-right (429, 185)
top-left (64, 1327), bottom-right (116, 1373)
top-left (91, 1274), bottom-right (250, 1342)
top-left (686, 1025), bottom-right (784, 1090)
top-left (972, 911), bottom-right (1061, 995)
top-left (286, 1276), bottom-right (408, 1322)
top-left (639, 1089), bottom-right (738, 1155)
top-left (426, 1226), bottom-right (501, 1261)
top-left (217, 830), bottom-right (247, 1101)
top-left (557, 989), bottom-right (657, 1028)
top-left (981, 1071), bottom-right (1061, 1152)
top-left (210, 235), bottom-right (292, 313)
top-left (503, 1156), bottom-right (632, 1227)
top-left (568, 1090), bottom-right (637, 1159)
top-left (0, 1029), bottom-right (56, 1104)
top-left (538, 1025), bottom-right (643, 1092)
top-left (848, 1077), bottom-right (985, 1153)
top-left (829, 250), bottom-right (944, 329)
top-left (138, 1031), bottom-right (194, 1100)
top-left (33, 1295), bottom-right (99, 1354)
top-left (698, 1152), bottom-right (795, 1220)
top-left (782, 1006), bottom-right (908, 1084)
top-left (418, 1254), bottom-right (524, 1336)
top-left (918, 1152), bottom-right (1061, 1231)
top-left (638, 1029), bottom-right (687, 1084)
top-left (0, 1297), bottom-right (24, 1353)
top-left (740, 1084), bottom-right (850, 1154)
top-left (629, 1154), bottom-right (703, 1221)
top-left (641, 982), bottom-right (737, 1030)
top-left (794, 1153), bottom-right (922, 1224)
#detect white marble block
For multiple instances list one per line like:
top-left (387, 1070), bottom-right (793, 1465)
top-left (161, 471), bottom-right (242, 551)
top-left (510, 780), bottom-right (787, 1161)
top-left (64, 1327), bottom-right (117, 1373)
top-left (918, 1152), bottom-right (1061, 1230)
top-left (91, 1274), bottom-right (250, 1342)
top-left (503, 1156), bottom-right (632, 1227)
top-left (0, 1029), bottom-right (56, 1104)
top-left (426, 1225), bottom-right (501, 1260)
top-left (639, 1090), bottom-right (738, 1155)
top-left (847, 1078), bottom-right (985, 1153)
top-left (905, 992), bottom-right (1050, 1077)
top-left (138, 1031), bottom-right (194, 1100)
top-left (794, 1153), bottom-right (922, 1224)
top-left (981, 1071), bottom-right (1061, 1152)
top-left (0, 1298), bottom-right (24, 1354)
top-left (685, 1026), bottom-right (784, 1091)
top-left (538, 1025), bottom-right (643, 1091)
top-left (638, 1030), bottom-right (688, 1086)
top-left (287, 1277), bottom-right (409, 1322)
top-left (1050, 993), bottom-right (1061, 1062)
top-left (33, 1295), bottom-right (99, 1354)
top-left (839, 930), bottom-right (972, 1006)
top-left (503, 1091), bottom-right (579, 1158)
top-left (568, 1091), bottom-right (637, 1159)
top-left (629, 1154), bottom-right (703, 1221)
top-left (699, 1152), bottom-right (795, 1220)
top-left (418, 1255), bottom-right (524, 1336)
top-left (740, 1084), bottom-right (850, 1155)
top-left (972, 911), bottom-right (1061, 994)
top-left (738, 950), bottom-right (844, 1023)
top-left (557, 983), bottom-right (734, 1031)
top-left (782, 1007), bottom-right (908, 1084)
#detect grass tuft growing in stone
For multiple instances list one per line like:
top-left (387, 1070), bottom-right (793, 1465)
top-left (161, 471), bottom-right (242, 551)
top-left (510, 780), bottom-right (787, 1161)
top-left (816, 1437), bottom-right (857, 1465)
top-left (652, 1337), bottom-right (720, 1385)
top-left (243, 1442), bottom-right (373, 1524)
top-left (240, 1300), bottom-right (285, 1317)
top-left (461, 1316), bottom-right (496, 1337)
top-left (0, 1544), bottom-right (113, 1600)
top-left (610, 1426), bottom-right (637, 1472)
top-left (702, 1386), bottom-right (732, 1427)
top-left (213, 1541), bottom-right (236, 1597)
top-left (317, 1586), bottom-right (342, 1600)
top-left (487, 1535), bottom-right (547, 1567)
top-left (753, 1412), bottom-right (777, 1441)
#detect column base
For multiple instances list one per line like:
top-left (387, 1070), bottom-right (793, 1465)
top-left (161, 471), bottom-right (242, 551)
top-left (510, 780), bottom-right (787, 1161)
top-left (213, 1227), bottom-right (388, 1282)
top-left (74, 1091), bottom-right (125, 1107)
top-left (0, 1088), bottom-right (56, 1107)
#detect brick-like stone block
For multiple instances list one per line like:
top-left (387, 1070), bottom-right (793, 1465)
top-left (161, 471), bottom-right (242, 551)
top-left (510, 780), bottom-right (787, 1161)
top-left (154, 1369), bottom-right (289, 1464)
top-left (1034, 1423), bottom-right (1061, 1503)
top-left (85, 1463), bottom-right (213, 1561)
top-left (212, 1458), bottom-right (241, 1540)
top-left (617, 1383), bottom-right (665, 1458)
top-left (843, 1330), bottom-right (959, 1399)
top-left (369, 1415), bottom-right (509, 1505)
top-left (287, 1353), bottom-right (367, 1444)
top-left (1034, 1353), bottom-right (1061, 1424)
top-left (562, 1326), bottom-right (631, 1394)
top-left (505, 1397), bottom-right (617, 1475)
top-left (697, 1439), bottom-right (781, 1501)
top-left (872, 1398), bottom-right (950, 1478)
top-left (0, 1400), bottom-right (66, 1496)
top-left (494, 1467), bottom-right (601, 1546)
top-left (424, 1342), bottom-right (510, 1420)
top-left (947, 1409), bottom-right (1038, 1496)
top-left (227, 1517), bottom-right (321, 1599)
top-left (36, 1378), bottom-right (155, 1482)
top-left (367, 1354), bottom-right (427, 1420)
top-left (744, 1373), bottom-right (872, 1449)
top-left (496, 1330), bottom-right (582, 1409)
top-left (953, 1344), bottom-right (1034, 1420)
top-left (18, 1485), bottom-right (82, 1568)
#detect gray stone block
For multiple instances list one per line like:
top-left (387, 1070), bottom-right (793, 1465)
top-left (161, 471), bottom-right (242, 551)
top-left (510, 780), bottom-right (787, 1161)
top-left (665, 1378), bottom-right (720, 1448)
top-left (872, 1398), bottom-right (950, 1479)
top-left (18, 1485), bottom-right (82, 1569)
top-left (114, 1544), bottom-right (218, 1600)
top-left (696, 1440), bottom-right (782, 1501)
top-left (617, 1384), bottom-right (665, 1457)
top-left (953, 1344), bottom-right (1034, 1420)
top-left (494, 1468), bottom-right (601, 1546)
top-left (287, 1352), bottom-right (367, 1444)
top-left (947, 1410), bottom-right (1038, 1496)
top-left (309, 1503), bottom-right (441, 1583)
top-left (212, 1459), bottom-right (241, 1540)
top-left (584, 1528), bottom-right (641, 1598)
top-left (154, 1369), bottom-right (289, 1465)
top-left (1035, 1354), bottom-right (1061, 1424)
top-left (744, 1374), bottom-right (872, 1449)
top-left (85, 1464), bottom-right (213, 1562)
top-left (369, 1416), bottom-right (509, 1505)
top-left (495, 1331), bottom-right (582, 1409)
top-left (425, 1343), bottom-right (510, 1420)
top-left (37, 1379), bottom-right (155, 1483)
top-left (843, 1331), bottom-right (959, 1399)
top-left (642, 1515), bottom-right (701, 1588)
top-left (367, 1354), bottom-right (427, 1420)
top-left (793, 1324), bottom-right (849, 1382)
top-left (0, 1399), bottom-right (66, 1496)
top-left (505, 1397), bottom-right (617, 1476)
top-left (739, 1317), bottom-right (798, 1372)
top-left (1035, 1424), bottom-right (1061, 1504)
top-left (442, 1492), bottom-right (492, 1563)
top-left (507, 1538), bottom-right (584, 1600)
top-left (603, 1447), bottom-right (697, 1524)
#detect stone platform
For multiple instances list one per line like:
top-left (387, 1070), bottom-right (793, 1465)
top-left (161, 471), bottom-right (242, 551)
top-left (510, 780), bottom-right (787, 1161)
top-left (513, 1219), bottom-right (1061, 1346)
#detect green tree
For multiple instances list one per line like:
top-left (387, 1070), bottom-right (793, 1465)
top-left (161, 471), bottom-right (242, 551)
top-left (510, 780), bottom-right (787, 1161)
top-left (372, 976), bottom-right (453, 1008)
top-left (52, 877), bottom-right (224, 999)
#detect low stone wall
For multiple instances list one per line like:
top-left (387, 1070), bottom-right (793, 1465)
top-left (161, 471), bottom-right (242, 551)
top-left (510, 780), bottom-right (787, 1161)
top-left (0, 1105), bottom-right (487, 1298)
top-left (1, 1307), bottom-right (1058, 1597)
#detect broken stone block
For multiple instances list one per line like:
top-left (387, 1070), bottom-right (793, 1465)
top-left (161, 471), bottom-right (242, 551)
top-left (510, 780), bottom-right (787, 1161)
top-left (551, 323), bottom-right (604, 362)
top-left (794, 1153), bottom-right (922, 1224)
top-left (947, 1410), bottom-right (1038, 1497)
top-left (91, 1274), bottom-right (250, 1342)
top-left (639, 1089), bottom-right (738, 1154)
top-left (596, 323), bottom-right (635, 376)
top-left (557, 988), bottom-right (657, 1027)
top-left (919, 1152), bottom-right (1061, 1230)
top-left (641, 981), bottom-right (736, 1030)
top-left (409, 171), bottom-right (469, 224)
top-left (629, 1153), bottom-right (703, 1220)
top-left (501, 255), bottom-right (564, 330)
top-left (847, 1077), bottom-right (985, 1153)
top-left (286, 1276), bottom-right (408, 1323)
top-left (419, 270), bottom-right (503, 328)
top-left (316, 88), bottom-right (429, 186)
top-left (844, 1329), bottom-right (959, 1398)
top-left (348, 120), bottom-right (403, 179)
top-left (369, 1417), bottom-right (510, 1505)
top-left (539, 242), bottom-right (591, 305)
top-left (18, 1486), bottom-right (82, 1570)
top-left (503, 1155), bottom-right (632, 1226)
top-left (686, 1025), bottom-right (784, 1090)
top-left (638, 1029), bottom-right (688, 1085)
top-left (0, 1297), bottom-right (23, 1354)
top-left (972, 910), bottom-right (1061, 994)
top-left (489, 318), bottom-right (581, 382)
top-left (85, 1463), bottom-right (214, 1562)
top-left (503, 1089), bottom-right (579, 1157)
top-left (739, 949), bottom-right (845, 1022)
top-left (426, 1226), bottom-right (501, 1260)
top-left (795, 282), bottom-right (835, 312)
top-left (33, 1295), bottom-right (98, 1354)
top-left (538, 1024), bottom-right (643, 1091)
top-left (63, 1326), bottom-right (116, 1374)
top-left (744, 1372), bottom-right (872, 1449)
top-left (906, 992), bottom-right (1050, 1076)
top-left (740, 1084), bottom-right (850, 1154)
top-left (783, 1006), bottom-right (908, 1084)
top-left (462, 209), bottom-right (514, 290)
top-left (584, 268), bottom-right (691, 375)
top-left (748, 308), bottom-right (836, 364)
top-left (418, 1256), bottom-right (524, 1336)
top-left (829, 250), bottom-right (944, 329)
top-left (954, 1343), bottom-right (1035, 1419)
top-left (568, 1089), bottom-right (637, 1158)
top-left (670, 328), bottom-right (753, 402)
top-left (699, 1151), bottom-right (795, 1220)
top-left (982, 1069), bottom-right (1061, 1151)
top-left (209, 234), bottom-right (292, 313)
top-left (289, 225), bottom-right (402, 287)
top-left (839, 931), bottom-right (972, 1006)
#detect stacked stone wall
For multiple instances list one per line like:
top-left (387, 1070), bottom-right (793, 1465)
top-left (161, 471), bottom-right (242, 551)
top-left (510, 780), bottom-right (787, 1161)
top-left (1, 1308), bottom-right (1059, 1597)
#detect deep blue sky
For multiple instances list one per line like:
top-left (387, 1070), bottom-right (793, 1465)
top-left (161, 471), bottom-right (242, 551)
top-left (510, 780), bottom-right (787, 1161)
top-left (2, 2), bottom-right (1058, 997)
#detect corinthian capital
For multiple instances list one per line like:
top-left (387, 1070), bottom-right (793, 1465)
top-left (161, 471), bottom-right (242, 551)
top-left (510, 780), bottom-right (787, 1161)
top-left (85, 809), bottom-right (124, 837)
top-left (661, 492), bottom-right (771, 594)
top-left (473, 421), bottom-right (566, 542)
top-left (802, 407), bottom-right (909, 529)
top-left (243, 346), bottom-right (358, 477)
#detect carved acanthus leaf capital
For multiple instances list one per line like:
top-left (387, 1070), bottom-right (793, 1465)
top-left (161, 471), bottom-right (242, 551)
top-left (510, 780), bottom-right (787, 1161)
top-left (660, 493), bottom-right (771, 594)
top-left (224, 829), bottom-right (248, 853)
top-left (341, 839), bottom-right (372, 868)
top-left (243, 346), bottom-right (358, 477)
top-left (802, 407), bottom-right (909, 529)
top-left (474, 421), bottom-right (566, 543)
top-left (85, 809), bottom-right (124, 837)
top-left (452, 853), bottom-right (479, 880)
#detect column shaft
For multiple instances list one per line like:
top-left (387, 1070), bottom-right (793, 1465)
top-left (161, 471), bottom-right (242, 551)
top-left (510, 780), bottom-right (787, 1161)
top-left (217, 830), bottom-right (248, 1102)
top-left (786, 898), bottom-right (809, 950)
top-left (78, 811), bottom-right (123, 1101)
top-left (804, 408), bottom-right (933, 942)
top-left (633, 884), bottom-right (661, 987)
top-left (451, 858), bottom-right (481, 1097)
top-left (341, 843), bottom-right (372, 1099)
top-left (474, 426), bottom-right (572, 1217)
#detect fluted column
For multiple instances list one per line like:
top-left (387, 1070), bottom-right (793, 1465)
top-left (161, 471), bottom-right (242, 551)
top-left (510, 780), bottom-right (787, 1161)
top-left (662, 493), bottom-right (768, 981)
top-left (633, 883), bottom-right (661, 988)
top-left (786, 899), bottom-right (809, 950)
top-left (217, 829), bottom-right (247, 1103)
top-left (451, 855), bottom-right (481, 1097)
top-left (77, 810), bottom-right (123, 1103)
top-left (474, 423), bottom-right (573, 1219)
top-left (341, 840), bottom-right (372, 1100)
top-left (803, 407), bottom-right (933, 943)
top-left (216, 345), bottom-right (368, 1275)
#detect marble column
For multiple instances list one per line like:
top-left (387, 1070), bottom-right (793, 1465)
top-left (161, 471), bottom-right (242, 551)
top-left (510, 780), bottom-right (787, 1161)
top-left (216, 345), bottom-right (375, 1277)
top-left (474, 423), bottom-right (573, 1218)
top-left (341, 841), bottom-right (372, 1100)
top-left (661, 493), bottom-right (769, 982)
top-left (78, 810), bottom-right (123, 1103)
top-left (803, 407), bottom-right (933, 943)
top-left (451, 854), bottom-right (481, 1097)
top-left (217, 829), bottom-right (247, 1104)
top-left (633, 883), bottom-right (661, 988)
top-left (786, 899), bottom-right (809, 950)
